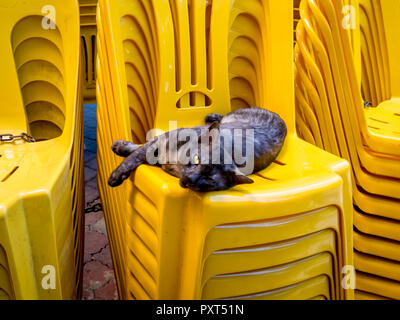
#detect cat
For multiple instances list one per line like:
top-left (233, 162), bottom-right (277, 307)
top-left (108, 107), bottom-right (287, 192)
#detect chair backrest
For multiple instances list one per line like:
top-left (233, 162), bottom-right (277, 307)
top-left (294, 0), bottom-right (367, 155)
top-left (79, 0), bottom-right (98, 102)
top-left (106, 0), bottom-right (294, 138)
top-left (332, 0), bottom-right (392, 105)
top-left (295, 0), bottom-right (364, 169)
top-left (346, 0), bottom-right (361, 86)
top-left (0, 0), bottom-right (80, 142)
top-left (380, 0), bottom-right (400, 99)
top-left (359, 0), bottom-right (391, 104)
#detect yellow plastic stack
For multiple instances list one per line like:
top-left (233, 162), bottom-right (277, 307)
top-left (79, 0), bottom-right (98, 103)
top-left (293, 0), bottom-right (301, 45)
top-left (294, 0), bottom-right (400, 300)
top-left (359, 0), bottom-right (391, 107)
top-left (97, 0), bottom-right (353, 300)
top-left (0, 0), bottom-right (84, 299)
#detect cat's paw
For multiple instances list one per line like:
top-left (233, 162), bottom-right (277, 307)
top-left (108, 172), bottom-right (128, 187)
top-left (112, 140), bottom-right (140, 157)
top-left (205, 113), bottom-right (223, 124)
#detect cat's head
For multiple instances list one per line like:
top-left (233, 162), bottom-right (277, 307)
top-left (178, 122), bottom-right (254, 192)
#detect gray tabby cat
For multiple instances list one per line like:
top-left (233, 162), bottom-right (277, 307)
top-left (108, 107), bottom-right (287, 192)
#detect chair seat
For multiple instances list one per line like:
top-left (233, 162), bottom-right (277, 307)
top-left (130, 136), bottom-right (349, 233)
top-left (365, 100), bottom-right (400, 139)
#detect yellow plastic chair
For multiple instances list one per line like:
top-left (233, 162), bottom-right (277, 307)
top-left (295, 55), bottom-right (400, 224)
top-left (97, 0), bottom-right (354, 302)
top-left (300, 3), bottom-right (396, 168)
top-left (335, 0), bottom-right (400, 158)
top-left (293, 0), bottom-right (301, 45)
top-left (355, 250), bottom-right (400, 283)
top-left (202, 252), bottom-right (335, 300)
top-left (295, 0), bottom-right (400, 215)
top-left (96, 23), bottom-right (130, 297)
top-left (295, 1), bottom-right (400, 216)
top-left (202, 212), bottom-right (340, 274)
top-left (294, 0), bottom-right (400, 300)
top-left (355, 290), bottom-right (390, 300)
top-left (79, 0), bottom-right (97, 27)
top-left (97, 0), bottom-right (353, 300)
top-left (79, 0), bottom-right (97, 102)
top-left (228, 275), bottom-right (331, 300)
top-left (202, 228), bottom-right (339, 299)
top-left (294, 65), bottom-right (325, 149)
top-left (297, 0), bottom-right (400, 191)
top-left (371, 0), bottom-right (400, 112)
top-left (295, 30), bottom-right (400, 217)
top-left (354, 208), bottom-right (400, 242)
top-left (354, 231), bottom-right (400, 263)
top-left (80, 25), bottom-right (96, 102)
top-left (359, 0), bottom-right (391, 106)
top-left (360, 4), bottom-right (389, 104)
top-left (0, 0), bottom-right (84, 299)
top-left (356, 272), bottom-right (400, 300)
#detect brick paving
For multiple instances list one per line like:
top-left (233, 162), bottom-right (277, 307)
top-left (82, 104), bottom-right (119, 300)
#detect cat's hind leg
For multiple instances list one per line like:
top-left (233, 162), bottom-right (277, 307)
top-left (112, 140), bottom-right (140, 157)
top-left (205, 113), bottom-right (224, 125)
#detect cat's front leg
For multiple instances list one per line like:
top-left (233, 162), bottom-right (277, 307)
top-left (108, 142), bottom-right (152, 187)
top-left (112, 140), bottom-right (140, 157)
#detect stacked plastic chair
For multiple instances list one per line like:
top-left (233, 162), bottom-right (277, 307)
top-left (359, 0), bottom-right (391, 107)
top-left (96, 0), bottom-right (353, 300)
top-left (294, 0), bottom-right (301, 45)
top-left (0, 0), bottom-right (84, 299)
top-left (79, 0), bottom-right (98, 103)
top-left (295, 0), bottom-right (400, 300)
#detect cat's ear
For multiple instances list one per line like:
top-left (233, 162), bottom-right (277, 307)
top-left (199, 121), bottom-right (220, 145)
top-left (233, 168), bottom-right (254, 185)
top-left (208, 121), bottom-right (220, 132)
top-left (225, 165), bottom-right (254, 185)
top-left (235, 174), bottom-right (254, 185)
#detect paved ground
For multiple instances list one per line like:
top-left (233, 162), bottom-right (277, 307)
top-left (82, 104), bottom-right (119, 300)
